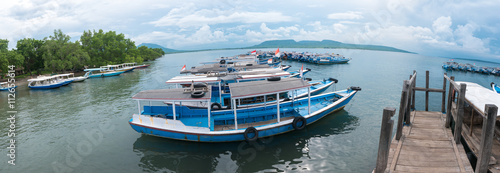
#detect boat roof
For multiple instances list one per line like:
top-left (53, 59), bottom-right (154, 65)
top-left (165, 72), bottom-right (290, 84)
top-left (456, 81), bottom-right (500, 118)
top-left (0, 82), bottom-right (7, 85)
top-left (51, 73), bottom-right (72, 77)
top-left (84, 68), bottom-right (106, 71)
top-left (132, 88), bottom-right (211, 101)
top-left (229, 78), bottom-right (311, 99)
top-left (101, 65), bottom-right (119, 68)
top-left (27, 76), bottom-right (56, 81)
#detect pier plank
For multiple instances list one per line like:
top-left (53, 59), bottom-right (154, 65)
top-left (383, 111), bottom-right (472, 173)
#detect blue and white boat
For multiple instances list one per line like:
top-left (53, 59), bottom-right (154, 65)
top-left (170, 77), bottom-right (338, 109)
top-left (117, 63), bottom-right (136, 73)
top-left (84, 66), bottom-right (125, 78)
top-left (27, 76), bottom-right (68, 89)
top-left (51, 73), bottom-right (75, 86)
top-left (0, 82), bottom-right (17, 91)
top-left (129, 78), bottom-right (360, 142)
top-left (492, 82), bottom-right (500, 94)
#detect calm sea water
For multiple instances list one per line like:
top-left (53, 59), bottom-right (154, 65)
top-left (1, 49), bottom-right (499, 173)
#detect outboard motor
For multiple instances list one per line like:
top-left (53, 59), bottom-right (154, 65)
top-left (328, 78), bottom-right (339, 83)
top-left (349, 86), bottom-right (362, 91)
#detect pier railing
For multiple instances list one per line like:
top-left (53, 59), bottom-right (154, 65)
top-left (444, 73), bottom-right (498, 173)
top-left (375, 70), bottom-right (498, 173)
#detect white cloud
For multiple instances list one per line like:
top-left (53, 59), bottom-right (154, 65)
top-left (150, 4), bottom-right (293, 28)
top-left (327, 11), bottom-right (363, 20)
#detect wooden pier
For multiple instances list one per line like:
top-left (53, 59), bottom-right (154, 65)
top-left (375, 71), bottom-right (499, 173)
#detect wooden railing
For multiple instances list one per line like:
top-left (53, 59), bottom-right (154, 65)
top-left (375, 71), bottom-right (498, 173)
top-left (395, 71), bottom-right (447, 140)
top-left (444, 73), bottom-right (498, 173)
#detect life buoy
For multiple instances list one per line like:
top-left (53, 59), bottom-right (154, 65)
top-left (211, 103), bottom-right (222, 110)
top-left (292, 116), bottom-right (306, 130)
top-left (267, 77), bottom-right (281, 81)
top-left (193, 83), bottom-right (207, 88)
top-left (244, 127), bottom-right (258, 142)
top-left (191, 91), bottom-right (205, 98)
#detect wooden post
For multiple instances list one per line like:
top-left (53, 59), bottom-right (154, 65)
top-left (445, 76), bottom-right (455, 128)
top-left (475, 104), bottom-right (498, 173)
top-left (425, 71), bottom-right (430, 111)
top-left (453, 83), bottom-right (466, 144)
top-left (396, 80), bottom-right (409, 140)
top-left (375, 107), bottom-right (396, 173)
top-left (441, 73), bottom-right (447, 113)
top-left (405, 80), bottom-right (412, 125)
top-left (411, 70), bottom-right (416, 110)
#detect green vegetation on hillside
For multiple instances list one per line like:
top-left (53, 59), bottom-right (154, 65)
top-left (139, 39), bottom-right (411, 55)
top-left (0, 29), bottom-right (165, 78)
top-left (247, 40), bottom-right (412, 53)
top-left (137, 43), bottom-right (180, 53)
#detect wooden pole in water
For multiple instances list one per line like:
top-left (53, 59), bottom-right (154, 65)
top-left (441, 73), bottom-right (447, 113)
top-left (475, 104), bottom-right (498, 173)
top-left (375, 107), bottom-right (396, 173)
top-left (396, 80), bottom-right (408, 140)
top-left (445, 76), bottom-right (454, 128)
top-left (454, 83), bottom-right (466, 143)
top-left (425, 71), bottom-right (430, 111)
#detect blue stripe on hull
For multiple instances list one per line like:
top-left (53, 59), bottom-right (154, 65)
top-left (0, 86), bottom-right (17, 91)
top-left (129, 92), bottom-right (356, 142)
top-left (29, 83), bottom-right (65, 89)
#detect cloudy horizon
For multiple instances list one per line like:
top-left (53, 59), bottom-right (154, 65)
top-left (1, 0), bottom-right (499, 61)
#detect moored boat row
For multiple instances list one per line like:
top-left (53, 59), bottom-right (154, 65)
top-left (442, 61), bottom-right (500, 76)
top-left (282, 52), bottom-right (351, 64)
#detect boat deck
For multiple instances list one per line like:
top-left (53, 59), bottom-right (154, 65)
top-left (385, 111), bottom-right (473, 173)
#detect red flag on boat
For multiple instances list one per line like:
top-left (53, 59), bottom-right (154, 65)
top-left (275, 48), bottom-right (280, 57)
top-left (251, 50), bottom-right (256, 55)
top-left (300, 64), bottom-right (303, 78)
top-left (181, 65), bottom-right (186, 71)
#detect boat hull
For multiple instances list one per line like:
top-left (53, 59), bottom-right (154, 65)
top-left (0, 86), bottom-right (17, 91)
top-left (134, 64), bottom-right (150, 69)
top-left (87, 71), bottom-right (125, 78)
top-left (492, 83), bottom-right (500, 94)
top-left (29, 83), bottom-right (65, 89)
top-left (129, 90), bottom-right (357, 142)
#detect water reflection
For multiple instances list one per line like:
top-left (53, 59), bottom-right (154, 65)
top-left (132, 110), bottom-right (359, 172)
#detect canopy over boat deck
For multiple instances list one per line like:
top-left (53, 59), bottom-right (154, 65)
top-left (132, 88), bottom-right (211, 101)
top-left (229, 78), bottom-right (311, 99)
top-left (457, 81), bottom-right (500, 119)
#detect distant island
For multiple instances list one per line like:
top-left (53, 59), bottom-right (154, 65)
top-left (138, 39), bottom-right (412, 54)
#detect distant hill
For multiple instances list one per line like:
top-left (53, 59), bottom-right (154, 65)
top-left (138, 43), bottom-right (181, 53)
top-left (247, 39), bottom-right (412, 53)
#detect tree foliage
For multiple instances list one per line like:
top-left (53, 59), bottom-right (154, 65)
top-left (17, 38), bottom-right (44, 75)
top-left (42, 29), bottom-right (90, 72)
top-left (1, 29), bottom-right (164, 76)
top-left (0, 39), bottom-right (24, 76)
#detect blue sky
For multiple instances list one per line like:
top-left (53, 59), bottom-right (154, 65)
top-left (1, 0), bottom-right (499, 61)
